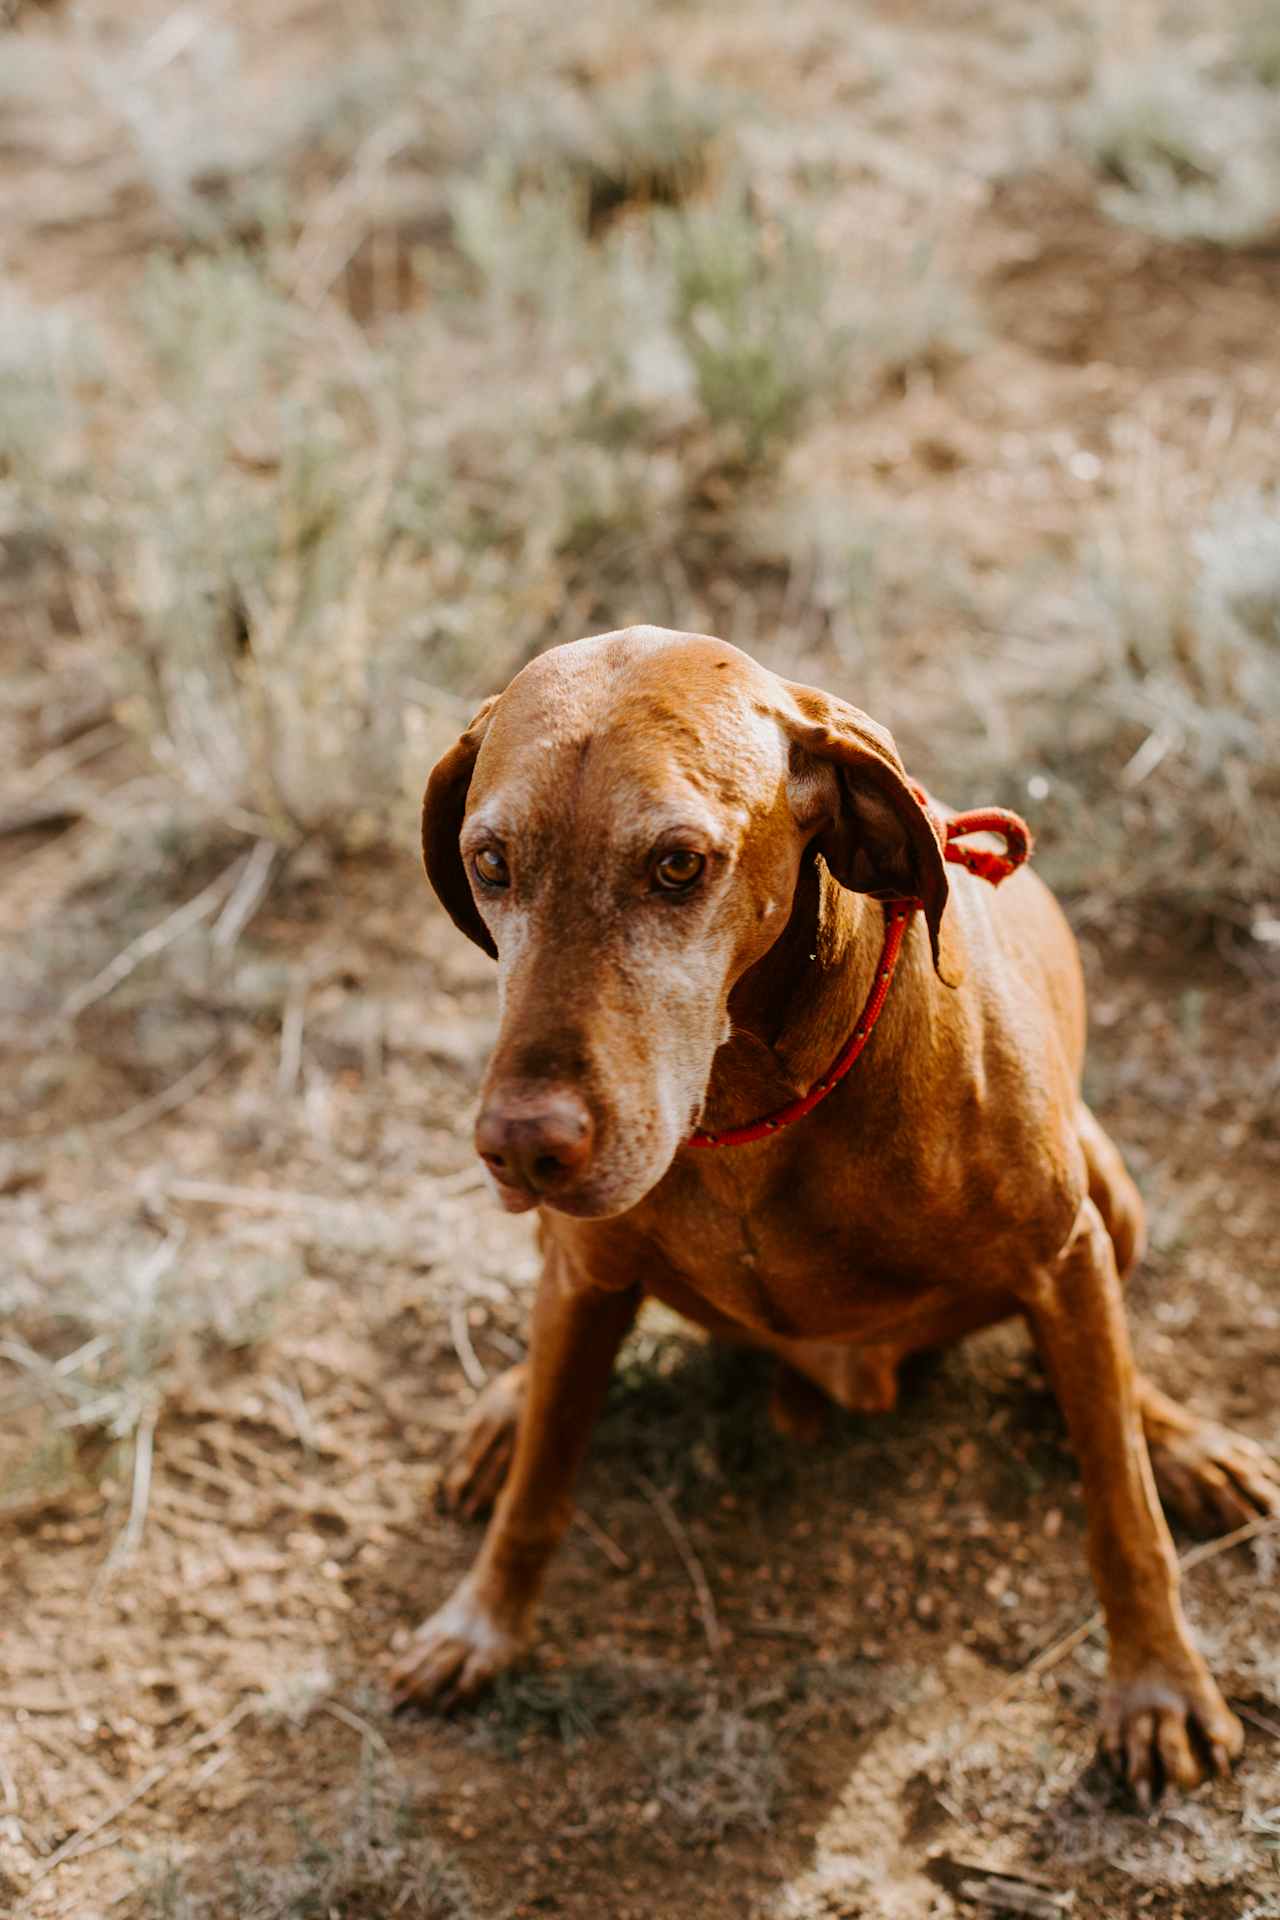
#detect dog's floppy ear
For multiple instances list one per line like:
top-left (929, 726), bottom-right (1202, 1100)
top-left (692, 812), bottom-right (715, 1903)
top-left (421, 696), bottom-right (499, 958)
top-left (778, 679), bottom-right (950, 974)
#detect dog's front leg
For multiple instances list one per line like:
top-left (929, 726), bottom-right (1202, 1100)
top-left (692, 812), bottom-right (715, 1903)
top-left (1023, 1198), bottom-right (1242, 1804)
top-left (390, 1247), bottom-right (639, 1709)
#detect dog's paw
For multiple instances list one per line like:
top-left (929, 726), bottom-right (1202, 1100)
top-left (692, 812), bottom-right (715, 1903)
top-left (1148, 1417), bottom-right (1280, 1536)
top-left (389, 1579), bottom-right (527, 1711)
top-left (1101, 1663), bottom-right (1243, 1807)
top-left (437, 1363), bottom-right (526, 1520)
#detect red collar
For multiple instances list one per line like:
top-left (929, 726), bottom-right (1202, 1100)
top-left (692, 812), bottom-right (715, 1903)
top-left (688, 799), bottom-right (1032, 1150)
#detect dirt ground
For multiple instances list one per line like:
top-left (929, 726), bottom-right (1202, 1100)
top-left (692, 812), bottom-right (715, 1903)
top-left (3, 2), bottom-right (1280, 1917)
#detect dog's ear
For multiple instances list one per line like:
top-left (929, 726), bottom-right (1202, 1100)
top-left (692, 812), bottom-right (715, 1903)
top-left (421, 696), bottom-right (499, 958)
top-left (777, 679), bottom-right (950, 974)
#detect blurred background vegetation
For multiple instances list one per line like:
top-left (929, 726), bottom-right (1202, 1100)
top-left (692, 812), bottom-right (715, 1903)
top-left (2, 0), bottom-right (1278, 928)
top-left (2, 2), bottom-right (1280, 1915)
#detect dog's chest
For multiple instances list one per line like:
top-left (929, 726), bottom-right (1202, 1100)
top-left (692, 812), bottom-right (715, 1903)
top-left (641, 1167), bottom-right (968, 1342)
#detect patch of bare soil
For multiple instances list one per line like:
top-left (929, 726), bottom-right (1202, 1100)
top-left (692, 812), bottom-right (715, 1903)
top-left (3, 2), bottom-right (1280, 1917)
top-left (2, 772), bottom-right (1278, 1920)
top-left (987, 171), bottom-right (1280, 375)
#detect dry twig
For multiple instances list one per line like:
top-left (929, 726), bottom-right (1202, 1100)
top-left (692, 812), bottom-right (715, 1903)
top-left (167, 1177), bottom-right (344, 1214)
top-left (1235, 1700), bottom-right (1280, 1741)
top-left (97, 1045), bottom-right (230, 1140)
top-left (103, 1402), bottom-right (158, 1572)
top-left (955, 1512), bottom-right (1280, 1748)
top-left (955, 1869), bottom-right (1074, 1916)
top-left (572, 1504), bottom-right (632, 1572)
top-left (5, 719), bottom-right (119, 797)
top-left (277, 971), bottom-right (308, 1094)
top-left (16, 1697), bottom-right (257, 1904)
top-left (61, 852), bottom-right (250, 1020)
top-left (637, 1472), bottom-right (722, 1659)
top-left (0, 1739), bottom-right (22, 1846)
top-left (450, 1296), bottom-right (487, 1390)
top-left (212, 837), bottom-right (277, 949)
top-left (322, 1698), bottom-right (393, 1755)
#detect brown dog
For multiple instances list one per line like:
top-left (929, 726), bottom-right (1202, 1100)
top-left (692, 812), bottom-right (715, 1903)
top-left (394, 625), bottom-right (1277, 1803)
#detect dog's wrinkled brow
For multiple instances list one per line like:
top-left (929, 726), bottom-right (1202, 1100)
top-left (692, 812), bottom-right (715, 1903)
top-left (458, 806), bottom-right (513, 851)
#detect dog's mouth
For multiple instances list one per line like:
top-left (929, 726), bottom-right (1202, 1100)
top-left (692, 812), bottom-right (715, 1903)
top-left (483, 1170), bottom-right (543, 1215)
top-left (482, 1162), bottom-right (658, 1221)
top-left (479, 1131), bottom-right (684, 1221)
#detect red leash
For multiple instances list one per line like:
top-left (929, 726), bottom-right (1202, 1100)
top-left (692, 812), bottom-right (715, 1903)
top-left (688, 798), bottom-right (1032, 1150)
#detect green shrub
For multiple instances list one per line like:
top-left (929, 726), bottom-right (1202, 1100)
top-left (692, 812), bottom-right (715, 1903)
top-left (1077, 52), bottom-right (1280, 245)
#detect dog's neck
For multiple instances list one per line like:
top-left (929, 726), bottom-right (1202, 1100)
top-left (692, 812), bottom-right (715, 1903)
top-left (704, 852), bottom-right (909, 1128)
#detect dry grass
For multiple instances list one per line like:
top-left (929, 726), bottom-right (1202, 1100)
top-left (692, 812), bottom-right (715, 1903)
top-left (137, 1746), bottom-right (474, 1920)
top-left (2, 2), bottom-right (1272, 943)
top-left (646, 1703), bottom-right (787, 1845)
top-left (1076, 20), bottom-right (1280, 246)
top-left (465, 1662), bottom-right (632, 1753)
top-left (3, 4), bottom-right (1280, 1917)
top-left (0, 1215), bottom-right (292, 1543)
top-left (1007, 477), bottom-right (1280, 931)
top-left (3, 168), bottom-right (851, 845)
top-left (1242, 0), bottom-right (1280, 90)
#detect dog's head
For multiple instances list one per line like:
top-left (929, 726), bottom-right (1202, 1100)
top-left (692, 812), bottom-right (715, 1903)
top-left (422, 627), bottom-right (947, 1218)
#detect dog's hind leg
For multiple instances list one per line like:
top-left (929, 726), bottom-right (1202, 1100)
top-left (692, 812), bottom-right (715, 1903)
top-left (766, 1340), bottom-right (903, 1441)
top-left (1077, 1100), bottom-right (1146, 1280)
top-left (765, 1106), bottom-right (1147, 1438)
top-left (773, 1106), bottom-right (1277, 1531)
top-left (766, 1294), bottom-right (1019, 1438)
top-left (1138, 1376), bottom-right (1280, 1534)
top-left (1078, 1100), bottom-right (1279, 1533)
top-left (435, 1301), bottom-right (900, 1498)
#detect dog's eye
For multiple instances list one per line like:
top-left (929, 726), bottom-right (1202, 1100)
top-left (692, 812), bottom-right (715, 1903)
top-left (653, 849), bottom-right (705, 892)
top-left (473, 848), bottom-right (509, 889)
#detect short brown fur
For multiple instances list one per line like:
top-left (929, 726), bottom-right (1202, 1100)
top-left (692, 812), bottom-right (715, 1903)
top-left (396, 627), bottom-right (1277, 1806)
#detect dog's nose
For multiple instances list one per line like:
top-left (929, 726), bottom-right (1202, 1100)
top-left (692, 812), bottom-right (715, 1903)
top-left (475, 1090), bottom-right (595, 1195)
